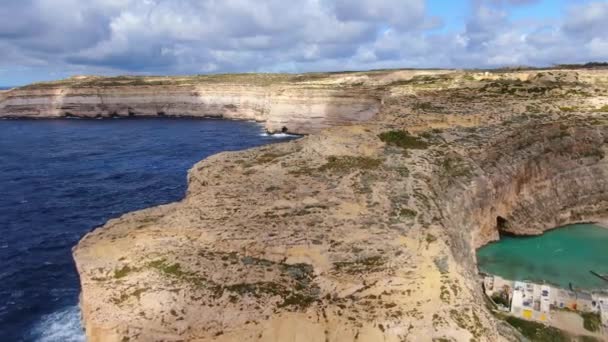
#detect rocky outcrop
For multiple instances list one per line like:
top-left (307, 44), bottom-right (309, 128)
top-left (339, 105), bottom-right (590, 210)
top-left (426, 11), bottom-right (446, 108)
top-left (0, 74), bottom-right (381, 134)
top-left (434, 120), bottom-right (608, 265)
top-left (72, 68), bottom-right (608, 341)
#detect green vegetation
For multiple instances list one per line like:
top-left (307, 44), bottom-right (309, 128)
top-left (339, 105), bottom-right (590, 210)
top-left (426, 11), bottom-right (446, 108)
top-left (334, 256), bottom-right (385, 274)
top-left (385, 74), bottom-right (453, 89)
top-left (18, 70), bottom-right (374, 91)
top-left (595, 105), bottom-right (608, 112)
top-left (319, 156), bottom-right (383, 173)
top-left (395, 166), bottom-right (410, 177)
top-left (555, 62), bottom-right (608, 69)
top-left (255, 152), bottom-right (290, 164)
top-left (147, 259), bottom-right (210, 289)
top-left (448, 308), bottom-right (485, 339)
top-left (559, 106), bottom-right (578, 112)
top-left (278, 293), bottom-right (318, 310)
top-left (224, 281), bottom-right (284, 297)
top-left (578, 336), bottom-right (603, 342)
top-left (440, 156), bottom-right (472, 180)
top-left (582, 148), bottom-right (606, 159)
top-left (111, 287), bottom-right (148, 305)
top-left (412, 102), bottom-right (443, 112)
top-left (504, 316), bottom-right (568, 342)
top-left (148, 259), bottom-right (187, 277)
top-left (425, 233), bottom-right (437, 244)
top-left (440, 285), bottom-right (451, 303)
top-left (162, 252), bottom-right (320, 310)
top-left (378, 130), bottom-right (429, 150)
top-left (114, 265), bottom-right (134, 279)
top-left (490, 293), bottom-right (510, 307)
top-left (581, 312), bottom-right (601, 332)
top-left (398, 208), bottom-right (417, 219)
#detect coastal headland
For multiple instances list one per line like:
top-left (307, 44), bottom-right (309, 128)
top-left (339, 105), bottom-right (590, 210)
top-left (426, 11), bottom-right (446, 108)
top-left (5, 67), bottom-right (608, 341)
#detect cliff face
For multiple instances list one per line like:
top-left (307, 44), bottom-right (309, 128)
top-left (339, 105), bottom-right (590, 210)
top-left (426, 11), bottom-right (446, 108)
top-left (434, 121), bottom-right (608, 266)
top-left (71, 68), bottom-right (608, 341)
top-left (0, 74), bottom-right (381, 134)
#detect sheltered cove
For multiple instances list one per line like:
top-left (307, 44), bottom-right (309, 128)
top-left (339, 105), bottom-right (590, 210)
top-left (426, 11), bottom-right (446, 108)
top-left (477, 223), bottom-right (608, 290)
top-left (4, 68), bottom-right (608, 341)
top-left (478, 224), bottom-right (608, 338)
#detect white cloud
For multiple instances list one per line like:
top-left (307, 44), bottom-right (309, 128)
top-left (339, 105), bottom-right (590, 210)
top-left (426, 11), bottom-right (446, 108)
top-left (1, 0), bottom-right (608, 83)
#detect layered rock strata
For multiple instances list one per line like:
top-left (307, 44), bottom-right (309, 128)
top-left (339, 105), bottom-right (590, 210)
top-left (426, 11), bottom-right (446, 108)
top-left (69, 68), bottom-right (608, 341)
top-left (0, 74), bottom-right (381, 134)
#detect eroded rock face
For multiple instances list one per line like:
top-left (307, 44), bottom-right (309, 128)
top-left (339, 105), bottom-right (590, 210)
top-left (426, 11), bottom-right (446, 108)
top-left (435, 120), bottom-right (608, 263)
top-left (0, 75), bottom-right (381, 135)
top-left (70, 68), bottom-right (608, 341)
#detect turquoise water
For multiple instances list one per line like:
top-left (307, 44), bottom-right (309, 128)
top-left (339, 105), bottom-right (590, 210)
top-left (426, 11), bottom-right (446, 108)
top-left (476, 224), bottom-right (608, 290)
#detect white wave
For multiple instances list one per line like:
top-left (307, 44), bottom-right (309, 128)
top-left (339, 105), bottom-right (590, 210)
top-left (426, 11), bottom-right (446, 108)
top-left (30, 305), bottom-right (85, 342)
top-left (259, 132), bottom-right (300, 138)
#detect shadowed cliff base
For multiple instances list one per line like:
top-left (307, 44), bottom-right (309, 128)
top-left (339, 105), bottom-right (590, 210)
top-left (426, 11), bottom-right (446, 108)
top-left (69, 68), bottom-right (608, 341)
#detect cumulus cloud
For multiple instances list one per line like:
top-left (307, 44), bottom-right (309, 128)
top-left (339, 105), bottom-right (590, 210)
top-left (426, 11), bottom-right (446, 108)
top-left (1, 0), bottom-right (608, 83)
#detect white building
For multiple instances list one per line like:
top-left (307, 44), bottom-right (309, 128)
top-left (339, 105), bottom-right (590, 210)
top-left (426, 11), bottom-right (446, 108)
top-left (596, 296), bottom-right (608, 327)
top-left (540, 285), bottom-right (551, 313)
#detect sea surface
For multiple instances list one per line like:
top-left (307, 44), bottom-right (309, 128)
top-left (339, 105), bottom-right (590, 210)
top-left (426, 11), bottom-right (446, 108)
top-left (0, 118), bottom-right (296, 341)
top-left (477, 223), bottom-right (608, 290)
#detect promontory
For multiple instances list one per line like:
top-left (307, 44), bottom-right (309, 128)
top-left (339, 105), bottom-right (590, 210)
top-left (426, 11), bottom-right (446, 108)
top-left (4, 67), bottom-right (608, 341)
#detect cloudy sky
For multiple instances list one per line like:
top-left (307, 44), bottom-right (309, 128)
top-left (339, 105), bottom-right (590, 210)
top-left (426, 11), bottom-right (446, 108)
top-left (1, 0), bottom-right (607, 85)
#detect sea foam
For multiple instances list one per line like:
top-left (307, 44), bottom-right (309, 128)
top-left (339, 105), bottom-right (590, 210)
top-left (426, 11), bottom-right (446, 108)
top-left (29, 305), bottom-right (85, 342)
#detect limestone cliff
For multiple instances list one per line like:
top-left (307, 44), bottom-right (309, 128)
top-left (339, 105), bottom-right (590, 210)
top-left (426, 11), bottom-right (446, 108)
top-left (71, 68), bottom-right (608, 341)
top-left (0, 74), bottom-right (381, 134)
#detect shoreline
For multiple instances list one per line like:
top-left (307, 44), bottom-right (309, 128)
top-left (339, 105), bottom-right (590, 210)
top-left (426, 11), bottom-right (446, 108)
top-left (0, 115), bottom-right (306, 136)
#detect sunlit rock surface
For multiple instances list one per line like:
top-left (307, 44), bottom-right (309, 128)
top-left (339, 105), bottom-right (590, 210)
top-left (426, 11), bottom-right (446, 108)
top-left (66, 68), bottom-right (608, 341)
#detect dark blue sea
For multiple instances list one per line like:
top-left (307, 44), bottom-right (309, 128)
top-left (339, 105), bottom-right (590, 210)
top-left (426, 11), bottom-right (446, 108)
top-left (0, 118), bottom-right (295, 341)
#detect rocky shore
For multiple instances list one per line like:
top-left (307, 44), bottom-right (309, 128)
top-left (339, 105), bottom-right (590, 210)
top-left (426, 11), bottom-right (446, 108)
top-left (25, 68), bottom-right (608, 341)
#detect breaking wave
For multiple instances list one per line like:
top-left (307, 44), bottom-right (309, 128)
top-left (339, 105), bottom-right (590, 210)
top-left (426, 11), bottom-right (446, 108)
top-left (29, 306), bottom-right (85, 342)
top-left (259, 132), bottom-right (300, 138)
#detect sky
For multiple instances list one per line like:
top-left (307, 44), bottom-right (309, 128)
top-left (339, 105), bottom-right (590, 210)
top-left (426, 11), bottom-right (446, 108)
top-left (1, 0), bottom-right (607, 85)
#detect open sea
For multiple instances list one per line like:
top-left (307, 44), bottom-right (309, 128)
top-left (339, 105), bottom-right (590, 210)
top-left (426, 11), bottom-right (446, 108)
top-left (477, 223), bottom-right (608, 290)
top-left (0, 118), bottom-right (295, 341)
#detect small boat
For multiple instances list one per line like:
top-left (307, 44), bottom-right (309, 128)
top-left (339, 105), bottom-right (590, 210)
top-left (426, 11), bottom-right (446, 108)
top-left (590, 271), bottom-right (608, 282)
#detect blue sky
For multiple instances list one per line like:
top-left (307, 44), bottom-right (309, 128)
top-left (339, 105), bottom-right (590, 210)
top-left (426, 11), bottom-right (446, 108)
top-left (1, 0), bottom-right (607, 86)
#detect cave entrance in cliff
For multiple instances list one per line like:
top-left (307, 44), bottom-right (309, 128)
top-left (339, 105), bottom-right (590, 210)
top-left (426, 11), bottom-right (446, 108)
top-left (496, 216), bottom-right (509, 234)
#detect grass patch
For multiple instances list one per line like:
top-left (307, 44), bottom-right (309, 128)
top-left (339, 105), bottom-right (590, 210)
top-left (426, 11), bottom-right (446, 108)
top-left (111, 287), bottom-right (148, 305)
top-left (378, 130), bottom-right (429, 149)
top-left (395, 167), bottom-right (410, 177)
top-left (319, 156), bottom-right (383, 173)
top-left (18, 72), bottom-right (352, 90)
top-left (114, 265), bottom-right (134, 279)
top-left (441, 156), bottom-right (472, 180)
top-left (559, 106), bottom-right (578, 112)
top-left (278, 293), bottom-right (318, 310)
top-left (398, 208), bottom-right (417, 219)
top-left (579, 336), bottom-right (603, 342)
top-left (147, 259), bottom-right (210, 289)
top-left (255, 152), bottom-right (290, 164)
top-left (334, 256), bottom-right (385, 274)
top-left (148, 260), bottom-right (186, 277)
top-left (582, 148), bottom-right (605, 159)
top-left (505, 316), bottom-right (569, 342)
top-left (595, 105), bottom-right (608, 112)
top-left (581, 312), bottom-right (601, 332)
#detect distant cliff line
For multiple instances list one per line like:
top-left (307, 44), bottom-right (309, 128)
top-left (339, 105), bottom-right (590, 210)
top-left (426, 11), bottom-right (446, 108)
top-left (0, 72), bottom-right (390, 135)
